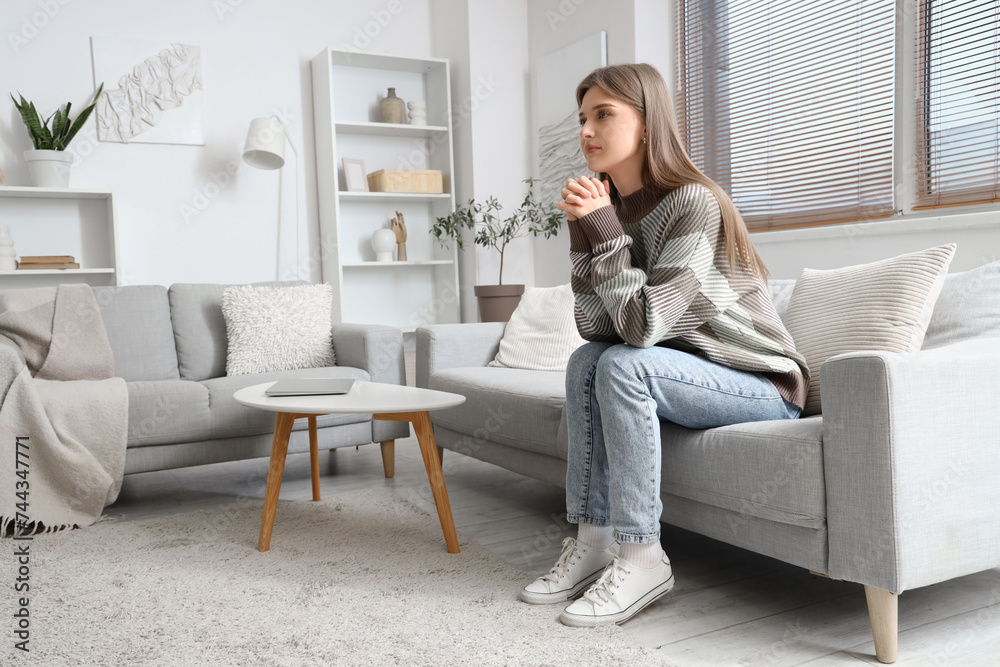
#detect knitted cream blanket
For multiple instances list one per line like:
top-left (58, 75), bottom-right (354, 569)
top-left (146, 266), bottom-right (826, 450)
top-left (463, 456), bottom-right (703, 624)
top-left (0, 284), bottom-right (127, 534)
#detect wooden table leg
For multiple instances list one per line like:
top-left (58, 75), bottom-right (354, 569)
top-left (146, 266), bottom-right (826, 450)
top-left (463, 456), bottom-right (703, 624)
top-left (308, 416), bottom-right (320, 501)
top-left (374, 411), bottom-right (460, 554)
top-left (380, 440), bottom-right (395, 478)
top-left (258, 412), bottom-right (297, 552)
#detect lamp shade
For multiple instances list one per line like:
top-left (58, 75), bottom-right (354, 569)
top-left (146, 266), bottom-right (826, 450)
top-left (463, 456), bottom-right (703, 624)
top-left (243, 117), bottom-right (285, 170)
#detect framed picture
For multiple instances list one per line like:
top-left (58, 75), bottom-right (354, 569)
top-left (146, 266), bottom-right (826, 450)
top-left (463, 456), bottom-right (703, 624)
top-left (343, 158), bottom-right (369, 192)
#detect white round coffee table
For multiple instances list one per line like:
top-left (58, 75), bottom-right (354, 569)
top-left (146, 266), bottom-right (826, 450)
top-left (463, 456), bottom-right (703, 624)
top-left (234, 380), bottom-right (466, 554)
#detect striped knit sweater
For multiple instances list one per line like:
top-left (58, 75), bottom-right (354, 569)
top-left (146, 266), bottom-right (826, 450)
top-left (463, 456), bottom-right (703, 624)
top-left (569, 183), bottom-right (810, 410)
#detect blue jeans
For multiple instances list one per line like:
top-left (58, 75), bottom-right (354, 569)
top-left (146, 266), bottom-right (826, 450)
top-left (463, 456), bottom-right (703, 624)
top-left (565, 342), bottom-right (801, 545)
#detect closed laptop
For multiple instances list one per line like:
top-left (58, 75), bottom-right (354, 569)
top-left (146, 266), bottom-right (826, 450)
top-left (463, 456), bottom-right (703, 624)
top-left (264, 379), bottom-right (356, 397)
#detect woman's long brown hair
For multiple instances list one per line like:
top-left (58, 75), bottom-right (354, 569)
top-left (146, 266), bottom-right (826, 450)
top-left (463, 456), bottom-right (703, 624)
top-left (576, 63), bottom-right (769, 280)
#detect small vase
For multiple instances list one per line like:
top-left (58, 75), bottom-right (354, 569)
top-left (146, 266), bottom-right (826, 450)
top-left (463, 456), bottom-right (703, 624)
top-left (379, 88), bottom-right (406, 124)
top-left (371, 228), bottom-right (396, 261)
top-left (407, 100), bottom-right (427, 126)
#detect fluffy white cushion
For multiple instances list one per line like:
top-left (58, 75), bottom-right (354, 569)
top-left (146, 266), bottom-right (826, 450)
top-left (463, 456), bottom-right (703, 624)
top-left (488, 284), bottom-right (586, 372)
top-left (221, 284), bottom-right (336, 376)
top-left (784, 244), bottom-right (956, 416)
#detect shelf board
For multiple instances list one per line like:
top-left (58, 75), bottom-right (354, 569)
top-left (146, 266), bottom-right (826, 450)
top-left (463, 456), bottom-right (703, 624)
top-left (0, 186), bottom-right (114, 199)
top-left (339, 191), bottom-right (451, 202)
top-left (0, 268), bottom-right (115, 275)
top-left (327, 49), bottom-right (447, 73)
top-left (335, 121), bottom-right (447, 137)
top-left (342, 260), bottom-right (453, 268)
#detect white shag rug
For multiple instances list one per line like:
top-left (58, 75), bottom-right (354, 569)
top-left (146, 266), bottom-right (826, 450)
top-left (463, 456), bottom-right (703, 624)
top-left (9, 488), bottom-right (677, 666)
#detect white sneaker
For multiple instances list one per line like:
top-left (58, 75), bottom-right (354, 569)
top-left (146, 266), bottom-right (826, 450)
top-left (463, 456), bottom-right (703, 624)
top-left (519, 537), bottom-right (619, 605)
top-left (559, 553), bottom-right (674, 626)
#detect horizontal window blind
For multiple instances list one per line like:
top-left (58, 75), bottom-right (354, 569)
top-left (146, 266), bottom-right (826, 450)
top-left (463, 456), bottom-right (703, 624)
top-left (677, 0), bottom-right (896, 231)
top-left (915, 0), bottom-right (1000, 208)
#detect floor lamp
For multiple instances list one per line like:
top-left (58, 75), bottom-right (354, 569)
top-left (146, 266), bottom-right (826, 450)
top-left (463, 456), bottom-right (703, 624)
top-left (242, 117), bottom-right (300, 280)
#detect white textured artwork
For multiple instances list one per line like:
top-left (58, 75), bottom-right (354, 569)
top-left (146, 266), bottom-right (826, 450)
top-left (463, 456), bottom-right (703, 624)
top-left (91, 37), bottom-right (205, 145)
top-left (532, 32), bottom-right (607, 209)
top-left (530, 31), bottom-right (607, 288)
top-left (537, 112), bottom-right (590, 213)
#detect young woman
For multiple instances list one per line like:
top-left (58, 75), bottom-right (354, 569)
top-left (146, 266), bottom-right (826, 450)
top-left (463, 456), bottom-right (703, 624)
top-left (519, 64), bottom-right (810, 627)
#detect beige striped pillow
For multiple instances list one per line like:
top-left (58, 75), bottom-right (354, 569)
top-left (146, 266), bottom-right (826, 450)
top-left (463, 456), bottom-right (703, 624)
top-left (784, 244), bottom-right (956, 416)
top-left (488, 284), bottom-right (587, 372)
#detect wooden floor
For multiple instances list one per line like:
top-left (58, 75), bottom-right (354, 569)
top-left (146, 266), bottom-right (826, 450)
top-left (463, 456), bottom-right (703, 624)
top-left (108, 438), bottom-right (1000, 667)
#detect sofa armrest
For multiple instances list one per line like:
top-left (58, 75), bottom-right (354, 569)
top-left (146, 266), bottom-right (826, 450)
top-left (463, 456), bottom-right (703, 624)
top-left (331, 323), bottom-right (408, 442)
top-left (821, 338), bottom-right (1000, 593)
top-left (415, 322), bottom-right (506, 388)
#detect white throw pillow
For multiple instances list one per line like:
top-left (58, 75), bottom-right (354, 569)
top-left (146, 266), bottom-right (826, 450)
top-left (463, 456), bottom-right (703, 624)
top-left (783, 244), bottom-right (956, 416)
top-left (221, 284), bottom-right (336, 376)
top-left (923, 259), bottom-right (1000, 350)
top-left (488, 284), bottom-right (586, 372)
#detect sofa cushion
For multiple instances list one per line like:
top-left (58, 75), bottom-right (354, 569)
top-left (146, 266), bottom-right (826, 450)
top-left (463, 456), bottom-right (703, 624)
top-left (201, 365), bottom-right (371, 440)
top-left (168, 281), bottom-right (306, 381)
top-left (660, 416), bottom-right (826, 530)
top-left (94, 285), bottom-right (180, 382)
top-left (428, 367), bottom-right (566, 459)
top-left (127, 380), bottom-right (211, 446)
top-left (487, 284), bottom-right (585, 372)
top-left (767, 278), bottom-right (797, 323)
top-left (784, 244), bottom-right (956, 416)
top-left (221, 283), bottom-right (337, 375)
top-left (923, 259), bottom-right (1000, 350)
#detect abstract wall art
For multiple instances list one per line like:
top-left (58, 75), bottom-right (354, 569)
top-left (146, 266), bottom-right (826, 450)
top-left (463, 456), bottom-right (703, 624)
top-left (90, 37), bottom-right (205, 145)
top-left (531, 32), bottom-right (607, 208)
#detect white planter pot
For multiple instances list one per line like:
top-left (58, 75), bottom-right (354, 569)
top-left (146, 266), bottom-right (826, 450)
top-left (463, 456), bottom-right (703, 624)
top-left (23, 149), bottom-right (73, 188)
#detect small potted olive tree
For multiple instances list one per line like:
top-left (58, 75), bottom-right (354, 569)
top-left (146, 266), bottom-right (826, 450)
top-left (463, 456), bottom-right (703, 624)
top-left (10, 83), bottom-right (104, 188)
top-left (431, 177), bottom-right (563, 322)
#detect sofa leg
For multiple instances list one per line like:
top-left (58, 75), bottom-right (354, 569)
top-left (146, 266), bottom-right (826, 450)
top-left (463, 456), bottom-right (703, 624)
top-left (379, 440), bottom-right (395, 478)
top-left (864, 585), bottom-right (898, 664)
top-left (437, 445), bottom-right (444, 465)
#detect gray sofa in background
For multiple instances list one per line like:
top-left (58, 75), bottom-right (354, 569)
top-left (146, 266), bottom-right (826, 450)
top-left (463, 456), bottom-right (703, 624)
top-left (92, 281), bottom-right (409, 475)
top-left (416, 262), bottom-right (1000, 664)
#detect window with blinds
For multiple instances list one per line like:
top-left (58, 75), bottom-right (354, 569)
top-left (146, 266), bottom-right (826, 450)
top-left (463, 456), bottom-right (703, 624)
top-left (915, 0), bottom-right (1000, 209)
top-left (677, 0), bottom-right (897, 231)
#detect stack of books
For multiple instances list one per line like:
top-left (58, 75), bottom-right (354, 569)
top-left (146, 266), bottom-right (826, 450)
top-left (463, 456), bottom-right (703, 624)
top-left (17, 255), bottom-right (80, 270)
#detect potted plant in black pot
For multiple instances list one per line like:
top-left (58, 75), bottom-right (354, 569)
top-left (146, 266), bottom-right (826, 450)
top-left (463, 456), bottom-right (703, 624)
top-left (10, 83), bottom-right (103, 188)
top-left (431, 177), bottom-right (564, 322)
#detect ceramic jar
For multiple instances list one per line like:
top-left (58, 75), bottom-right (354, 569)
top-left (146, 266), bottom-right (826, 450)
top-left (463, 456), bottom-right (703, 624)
top-left (379, 88), bottom-right (406, 124)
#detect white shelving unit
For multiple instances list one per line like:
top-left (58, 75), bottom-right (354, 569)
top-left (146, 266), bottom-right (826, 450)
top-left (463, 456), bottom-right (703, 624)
top-left (0, 186), bottom-right (120, 288)
top-left (311, 48), bottom-right (460, 332)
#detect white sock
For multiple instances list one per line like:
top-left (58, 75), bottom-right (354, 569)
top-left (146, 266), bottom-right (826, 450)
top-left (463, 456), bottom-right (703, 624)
top-left (577, 524), bottom-right (615, 551)
top-left (619, 541), bottom-right (665, 569)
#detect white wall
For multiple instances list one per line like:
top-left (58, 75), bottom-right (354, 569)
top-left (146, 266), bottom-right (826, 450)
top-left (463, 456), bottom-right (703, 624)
top-left (432, 0), bottom-right (531, 321)
top-left (527, 0), bottom-right (638, 288)
top-left (0, 0), bottom-right (433, 286)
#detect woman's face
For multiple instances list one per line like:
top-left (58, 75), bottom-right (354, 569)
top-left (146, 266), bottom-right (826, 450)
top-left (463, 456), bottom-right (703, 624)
top-left (578, 86), bottom-right (646, 177)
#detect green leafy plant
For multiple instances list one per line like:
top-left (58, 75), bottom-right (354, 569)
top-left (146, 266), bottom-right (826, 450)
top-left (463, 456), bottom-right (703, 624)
top-left (10, 83), bottom-right (104, 151)
top-left (431, 177), bottom-right (563, 285)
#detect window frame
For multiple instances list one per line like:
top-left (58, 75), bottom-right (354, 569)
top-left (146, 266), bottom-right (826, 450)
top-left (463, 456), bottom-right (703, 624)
top-left (672, 0), bottom-right (1000, 233)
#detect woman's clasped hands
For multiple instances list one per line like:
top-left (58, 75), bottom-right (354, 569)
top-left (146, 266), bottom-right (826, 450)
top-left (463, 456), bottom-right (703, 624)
top-left (557, 175), bottom-right (611, 221)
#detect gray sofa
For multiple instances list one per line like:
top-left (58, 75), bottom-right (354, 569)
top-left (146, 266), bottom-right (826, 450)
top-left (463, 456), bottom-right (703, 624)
top-left (92, 281), bottom-right (409, 475)
top-left (416, 261), bottom-right (1000, 664)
